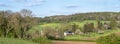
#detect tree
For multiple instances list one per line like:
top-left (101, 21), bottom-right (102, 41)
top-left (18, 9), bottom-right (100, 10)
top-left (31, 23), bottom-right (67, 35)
top-left (10, 13), bottom-right (22, 38)
top-left (0, 11), bottom-right (13, 37)
top-left (71, 23), bottom-right (78, 32)
top-left (97, 21), bottom-right (103, 29)
top-left (20, 9), bottom-right (38, 39)
top-left (0, 11), bottom-right (6, 37)
top-left (110, 17), bottom-right (117, 29)
top-left (83, 23), bottom-right (94, 33)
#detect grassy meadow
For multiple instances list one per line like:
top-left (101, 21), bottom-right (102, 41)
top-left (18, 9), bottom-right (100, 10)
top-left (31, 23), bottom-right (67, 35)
top-left (0, 38), bottom-right (39, 44)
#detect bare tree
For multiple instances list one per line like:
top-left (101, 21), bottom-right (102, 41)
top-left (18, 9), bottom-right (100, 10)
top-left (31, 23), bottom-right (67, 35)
top-left (20, 9), bottom-right (38, 39)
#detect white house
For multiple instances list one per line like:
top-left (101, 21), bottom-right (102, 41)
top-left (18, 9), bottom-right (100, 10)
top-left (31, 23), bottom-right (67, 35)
top-left (64, 31), bottom-right (74, 36)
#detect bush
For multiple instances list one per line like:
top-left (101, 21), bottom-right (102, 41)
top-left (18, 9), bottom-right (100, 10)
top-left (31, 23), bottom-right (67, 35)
top-left (32, 37), bottom-right (53, 44)
top-left (46, 35), bottom-right (55, 40)
top-left (46, 34), bottom-right (64, 40)
top-left (97, 33), bottom-right (120, 44)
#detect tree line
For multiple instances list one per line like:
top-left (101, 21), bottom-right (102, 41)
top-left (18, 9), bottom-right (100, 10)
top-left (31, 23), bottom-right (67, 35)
top-left (38, 12), bottom-right (120, 23)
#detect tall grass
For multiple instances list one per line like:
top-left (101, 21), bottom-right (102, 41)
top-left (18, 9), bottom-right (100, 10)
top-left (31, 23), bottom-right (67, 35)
top-left (0, 38), bottom-right (39, 44)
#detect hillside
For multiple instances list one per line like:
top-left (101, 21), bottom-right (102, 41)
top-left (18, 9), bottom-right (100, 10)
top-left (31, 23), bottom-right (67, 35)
top-left (39, 12), bottom-right (120, 23)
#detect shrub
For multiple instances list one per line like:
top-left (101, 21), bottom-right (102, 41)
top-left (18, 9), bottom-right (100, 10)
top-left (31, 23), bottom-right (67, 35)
top-left (46, 35), bottom-right (55, 40)
top-left (46, 34), bottom-right (64, 40)
top-left (97, 33), bottom-right (120, 44)
top-left (32, 37), bottom-right (53, 44)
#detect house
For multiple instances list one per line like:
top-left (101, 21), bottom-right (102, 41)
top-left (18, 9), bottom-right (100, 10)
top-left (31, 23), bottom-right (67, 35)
top-left (103, 22), bottom-right (112, 30)
top-left (64, 31), bottom-right (74, 36)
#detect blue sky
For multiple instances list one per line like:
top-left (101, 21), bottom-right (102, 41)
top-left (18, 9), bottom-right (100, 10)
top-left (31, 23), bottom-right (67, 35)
top-left (0, 0), bottom-right (120, 17)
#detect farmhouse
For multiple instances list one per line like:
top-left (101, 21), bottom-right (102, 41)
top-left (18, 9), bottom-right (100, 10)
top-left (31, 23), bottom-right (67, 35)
top-left (103, 22), bottom-right (112, 30)
top-left (64, 31), bottom-right (74, 36)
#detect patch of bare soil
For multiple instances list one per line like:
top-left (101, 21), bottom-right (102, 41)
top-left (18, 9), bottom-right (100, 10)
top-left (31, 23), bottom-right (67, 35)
top-left (53, 41), bottom-right (96, 44)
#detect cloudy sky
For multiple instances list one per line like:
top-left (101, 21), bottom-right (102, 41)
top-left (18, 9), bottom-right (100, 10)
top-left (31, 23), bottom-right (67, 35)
top-left (0, 0), bottom-right (120, 17)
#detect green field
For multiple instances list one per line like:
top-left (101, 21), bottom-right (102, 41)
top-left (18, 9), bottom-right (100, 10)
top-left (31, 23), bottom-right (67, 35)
top-left (30, 20), bottom-right (119, 41)
top-left (37, 20), bottom-right (109, 29)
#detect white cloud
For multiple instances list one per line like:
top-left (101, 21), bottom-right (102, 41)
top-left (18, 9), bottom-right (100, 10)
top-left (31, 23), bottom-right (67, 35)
top-left (9, 0), bottom-right (46, 2)
top-left (66, 4), bottom-right (79, 8)
top-left (0, 3), bottom-right (10, 7)
top-left (25, 0), bottom-right (46, 7)
top-left (34, 0), bottom-right (46, 2)
top-left (25, 3), bottom-right (42, 7)
top-left (9, 0), bottom-right (46, 7)
top-left (9, 0), bottom-right (27, 2)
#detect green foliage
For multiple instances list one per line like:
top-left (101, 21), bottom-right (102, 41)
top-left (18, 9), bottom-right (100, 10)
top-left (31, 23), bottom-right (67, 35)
top-left (97, 20), bottom-right (103, 29)
top-left (42, 24), bottom-right (65, 40)
top-left (110, 17), bottom-right (117, 29)
top-left (0, 38), bottom-right (38, 44)
top-left (83, 23), bottom-right (95, 33)
top-left (97, 33), bottom-right (120, 44)
top-left (71, 23), bottom-right (79, 32)
top-left (32, 37), bottom-right (53, 44)
top-left (0, 10), bottom-right (38, 38)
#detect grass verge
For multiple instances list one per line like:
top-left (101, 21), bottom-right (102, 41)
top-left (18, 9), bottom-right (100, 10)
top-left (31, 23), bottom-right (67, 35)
top-left (0, 38), bottom-right (39, 44)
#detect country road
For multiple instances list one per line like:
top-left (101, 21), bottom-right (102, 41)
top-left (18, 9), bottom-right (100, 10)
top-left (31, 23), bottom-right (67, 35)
top-left (53, 41), bottom-right (96, 44)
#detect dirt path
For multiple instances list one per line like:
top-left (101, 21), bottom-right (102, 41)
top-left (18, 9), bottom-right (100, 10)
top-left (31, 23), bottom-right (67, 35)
top-left (53, 41), bottom-right (96, 44)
